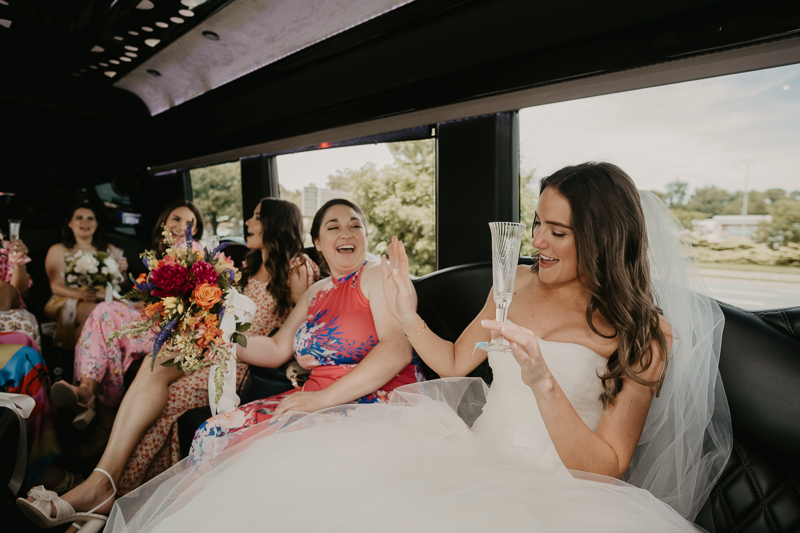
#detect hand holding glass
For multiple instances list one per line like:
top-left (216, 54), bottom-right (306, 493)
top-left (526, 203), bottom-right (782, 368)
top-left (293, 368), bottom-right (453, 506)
top-left (8, 219), bottom-right (21, 255)
top-left (477, 222), bottom-right (526, 353)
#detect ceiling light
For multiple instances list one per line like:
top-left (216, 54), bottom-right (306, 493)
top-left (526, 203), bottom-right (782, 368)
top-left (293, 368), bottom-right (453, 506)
top-left (0, 19), bottom-right (10, 29)
top-left (179, 9), bottom-right (195, 17)
top-left (104, 71), bottom-right (117, 78)
top-left (91, 45), bottom-right (104, 52)
top-left (202, 31), bottom-right (219, 41)
top-left (142, 26), bottom-right (154, 32)
top-left (170, 17), bottom-right (184, 24)
top-left (99, 62), bottom-right (109, 67)
top-left (120, 56), bottom-right (132, 62)
top-left (147, 69), bottom-right (162, 77)
top-left (89, 65), bottom-right (98, 69)
top-left (113, 36), bottom-right (124, 41)
top-left (126, 52), bottom-right (138, 57)
top-left (0, 1), bottom-right (9, 5)
top-left (155, 21), bottom-right (168, 28)
top-left (109, 59), bottom-right (120, 65)
top-left (128, 30), bottom-right (139, 36)
top-left (124, 45), bottom-right (139, 51)
top-left (144, 38), bottom-right (161, 47)
top-left (135, 0), bottom-right (155, 9)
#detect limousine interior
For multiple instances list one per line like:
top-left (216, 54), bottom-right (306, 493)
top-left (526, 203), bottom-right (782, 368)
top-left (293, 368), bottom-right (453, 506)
top-left (2, 0), bottom-right (799, 531)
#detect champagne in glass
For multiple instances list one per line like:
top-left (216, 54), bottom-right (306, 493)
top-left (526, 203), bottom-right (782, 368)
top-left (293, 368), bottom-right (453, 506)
top-left (477, 222), bottom-right (526, 353)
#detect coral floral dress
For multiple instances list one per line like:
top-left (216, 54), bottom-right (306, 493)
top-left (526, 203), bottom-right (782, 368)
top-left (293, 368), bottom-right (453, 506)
top-left (189, 261), bottom-right (425, 463)
top-left (116, 255), bottom-right (319, 496)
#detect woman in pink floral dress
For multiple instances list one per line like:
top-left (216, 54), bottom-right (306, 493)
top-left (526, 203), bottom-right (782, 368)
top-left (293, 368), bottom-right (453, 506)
top-left (51, 201), bottom-right (206, 452)
top-left (40, 198), bottom-right (318, 524)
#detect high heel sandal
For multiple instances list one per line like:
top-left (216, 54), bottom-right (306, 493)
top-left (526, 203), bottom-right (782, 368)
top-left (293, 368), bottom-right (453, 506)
top-left (16, 467), bottom-right (116, 530)
top-left (51, 381), bottom-right (96, 429)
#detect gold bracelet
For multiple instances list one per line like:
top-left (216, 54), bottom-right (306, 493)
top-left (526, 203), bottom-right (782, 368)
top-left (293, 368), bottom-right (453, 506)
top-left (404, 320), bottom-right (427, 338)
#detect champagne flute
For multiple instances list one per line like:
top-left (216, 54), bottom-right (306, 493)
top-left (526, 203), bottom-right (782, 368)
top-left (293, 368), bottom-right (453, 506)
top-left (8, 219), bottom-right (21, 256)
top-left (477, 222), bottom-right (526, 353)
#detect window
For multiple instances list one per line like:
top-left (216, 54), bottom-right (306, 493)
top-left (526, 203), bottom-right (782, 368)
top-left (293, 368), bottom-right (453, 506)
top-left (189, 161), bottom-right (244, 238)
top-left (519, 63), bottom-right (800, 309)
top-left (277, 139), bottom-right (436, 276)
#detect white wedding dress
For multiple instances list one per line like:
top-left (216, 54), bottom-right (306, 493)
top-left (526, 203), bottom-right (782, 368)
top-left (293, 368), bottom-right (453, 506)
top-left (107, 342), bottom-right (702, 533)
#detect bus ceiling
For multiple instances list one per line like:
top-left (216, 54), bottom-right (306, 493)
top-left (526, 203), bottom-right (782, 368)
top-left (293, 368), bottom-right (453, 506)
top-left (2, 0), bottom-right (800, 189)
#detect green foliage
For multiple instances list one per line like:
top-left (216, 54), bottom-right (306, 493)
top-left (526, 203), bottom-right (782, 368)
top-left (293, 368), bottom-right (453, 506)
top-left (190, 162), bottom-right (244, 236)
top-left (669, 208), bottom-right (709, 230)
top-left (721, 191), bottom-right (769, 216)
top-left (326, 140), bottom-right (436, 276)
top-left (279, 185), bottom-right (301, 209)
top-left (664, 179), bottom-right (689, 207)
top-left (520, 169), bottom-right (538, 257)
top-left (685, 186), bottom-right (731, 216)
top-left (764, 197), bottom-right (800, 245)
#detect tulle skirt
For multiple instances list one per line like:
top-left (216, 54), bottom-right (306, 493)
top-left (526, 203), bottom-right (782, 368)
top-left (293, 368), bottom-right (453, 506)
top-left (107, 379), bottom-right (702, 533)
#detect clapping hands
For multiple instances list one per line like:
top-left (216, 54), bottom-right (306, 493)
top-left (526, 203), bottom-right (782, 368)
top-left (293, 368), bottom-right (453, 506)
top-left (381, 236), bottom-right (418, 326)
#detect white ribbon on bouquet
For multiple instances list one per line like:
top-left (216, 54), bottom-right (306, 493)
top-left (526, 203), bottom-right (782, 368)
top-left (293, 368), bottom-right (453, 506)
top-left (208, 287), bottom-right (257, 416)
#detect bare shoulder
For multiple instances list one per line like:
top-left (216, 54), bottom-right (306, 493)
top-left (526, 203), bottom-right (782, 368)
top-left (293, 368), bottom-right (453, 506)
top-left (46, 243), bottom-right (66, 261)
top-left (658, 314), bottom-right (674, 356)
top-left (359, 260), bottom-right (384, 296)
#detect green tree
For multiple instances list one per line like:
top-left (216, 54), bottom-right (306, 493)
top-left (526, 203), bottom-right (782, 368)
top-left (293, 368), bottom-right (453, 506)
top-left (721, 191), bottom-right (769, 216)
top-left (326, 140), bottom-right (436, 276)
top-left (279, 184), bottom-right (302, 211)
top-left (670, 208), bottom-right (709, 230)
top-left (520, 169), bottom-right (538, 257)
top-left (190, 162), bottom-right (243, 236)
top-left (763, 188), bottom-right (787, 204)
top-left (764, 197), bottom-right (800, 245)
top-left (685, 186), bottom-right (731, 216)
top-left (664, 179), bottom-right (689, 207)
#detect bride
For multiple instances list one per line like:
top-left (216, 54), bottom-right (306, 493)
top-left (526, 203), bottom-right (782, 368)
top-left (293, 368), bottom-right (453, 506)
top-left (102, 162), bottom-right (730, 532)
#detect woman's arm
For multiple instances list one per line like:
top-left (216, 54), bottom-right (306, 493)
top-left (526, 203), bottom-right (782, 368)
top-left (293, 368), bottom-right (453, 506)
top-left (381, 236), bottom-right (491, 377)
top-left (482, 318), bottom-right (671, 479)
top-left (45, 244), bottom-right (96, 301)
top-left (288, 262), bottom-right (310, 304)
top-left (274, 262), bottom-right (413, 415)
top-left (234, 280), bottom-right (318, 368)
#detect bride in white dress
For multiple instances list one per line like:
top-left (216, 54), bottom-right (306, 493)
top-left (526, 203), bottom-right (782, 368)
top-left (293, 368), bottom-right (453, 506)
top-left (101, 162), bottom-right (730, 532)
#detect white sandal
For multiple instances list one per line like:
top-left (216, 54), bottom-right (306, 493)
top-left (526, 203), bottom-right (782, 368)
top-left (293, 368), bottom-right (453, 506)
top-left (16, 467), bottom-right (116, 530)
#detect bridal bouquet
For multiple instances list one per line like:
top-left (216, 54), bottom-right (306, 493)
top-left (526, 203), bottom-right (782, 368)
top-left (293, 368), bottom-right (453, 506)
top-left (65, 250), bottom-right (122, 293)
top-left (108, 226), bottom-right (251, 403)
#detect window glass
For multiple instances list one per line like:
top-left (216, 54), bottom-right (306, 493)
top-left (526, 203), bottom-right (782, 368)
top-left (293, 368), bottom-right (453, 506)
top-left (94, 183), bottom-right (139, 235)
top-left (277, 140), bottom-right (436, 276)
top-left (519, 63), bottom-right (800, 309)
top-left (189, 161), bottom-right (244, 238)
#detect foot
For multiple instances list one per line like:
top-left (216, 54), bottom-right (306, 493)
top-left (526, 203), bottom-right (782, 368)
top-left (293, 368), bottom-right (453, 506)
top-left (27, 470), bottom-right (115, 518)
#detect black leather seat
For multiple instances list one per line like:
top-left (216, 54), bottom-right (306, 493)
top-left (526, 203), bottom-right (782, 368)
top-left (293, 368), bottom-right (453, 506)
top-left (412, 262), bottom-right (800, 533)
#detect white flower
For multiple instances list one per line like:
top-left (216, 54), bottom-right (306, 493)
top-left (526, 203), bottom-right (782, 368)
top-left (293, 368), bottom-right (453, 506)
top-left (103, 256), bottom-right (120, 276)
top-left (74, 253), bottom-right (99, 274)
top-left (66, 274), bottom-right (77, 283)
top-left (101, 266), bottom-right (109, 275)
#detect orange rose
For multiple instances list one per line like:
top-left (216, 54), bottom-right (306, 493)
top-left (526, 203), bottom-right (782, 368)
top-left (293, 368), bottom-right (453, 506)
top-left (144, 302), bottom-right (164, 318)
top-left (193, 283), bottom-right (223, 309)
top-left (136, 273), bottom-right (147, 284)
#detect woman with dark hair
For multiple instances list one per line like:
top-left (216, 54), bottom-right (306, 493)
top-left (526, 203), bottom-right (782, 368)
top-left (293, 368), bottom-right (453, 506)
top-left (43, 205), bottom-right (126, 349)
top-left (18, 199), bottom-right (320, 531)
top-left (50, 201), bottom-right (205, 451)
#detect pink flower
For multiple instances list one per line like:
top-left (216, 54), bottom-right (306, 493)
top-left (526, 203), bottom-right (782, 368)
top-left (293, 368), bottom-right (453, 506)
top-left (150, 264), bottom-right (191, 297)
top-left (190, 261), bottom-right (219, 287)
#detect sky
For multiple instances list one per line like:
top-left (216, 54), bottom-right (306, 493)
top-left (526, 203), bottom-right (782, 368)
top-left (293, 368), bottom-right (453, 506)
top-left (276, 62), bottom-right (800, 195)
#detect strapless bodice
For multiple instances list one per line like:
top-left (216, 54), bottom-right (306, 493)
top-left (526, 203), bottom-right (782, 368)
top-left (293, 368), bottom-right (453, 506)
top-left (471, 338), bottom-right (608, 467)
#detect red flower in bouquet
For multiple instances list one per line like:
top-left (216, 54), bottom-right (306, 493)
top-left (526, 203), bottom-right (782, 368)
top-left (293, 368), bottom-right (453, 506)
top-left (150, 263), bottom-right (191, 297)
top-left (190, 261), bottom-right (219, 287)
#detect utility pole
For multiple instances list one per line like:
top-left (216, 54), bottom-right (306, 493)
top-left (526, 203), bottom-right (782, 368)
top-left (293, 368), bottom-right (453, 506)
top-left (740, 162), bottom-right (750, 238)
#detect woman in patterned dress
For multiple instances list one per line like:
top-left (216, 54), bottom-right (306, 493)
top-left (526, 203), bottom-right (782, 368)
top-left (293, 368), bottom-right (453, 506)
top-left (43, 205), bottom-right (128, 349)
top-left (23, 198), bottom-right (319, 529)
top-left (51, 201), bottom-right (205, 452)
top-left (188, 198), bottom-right (424, 463)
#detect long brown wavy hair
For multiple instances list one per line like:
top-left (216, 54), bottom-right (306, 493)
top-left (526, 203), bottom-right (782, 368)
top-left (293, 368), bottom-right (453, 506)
top-left (241, 198), bottom-right (306, 319)
top-left (532, 162), bottom-right (669, 408)
top-left (151, 200), bottom-right (205, 259)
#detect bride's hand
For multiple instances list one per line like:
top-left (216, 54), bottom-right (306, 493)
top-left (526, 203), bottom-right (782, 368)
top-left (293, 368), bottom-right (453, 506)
top-left (381, 236), bottom-right (418, 326)
top-left (481, 320), bottom-right (553, 392)
top-left (273, 390), bottom-right (330, 416)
